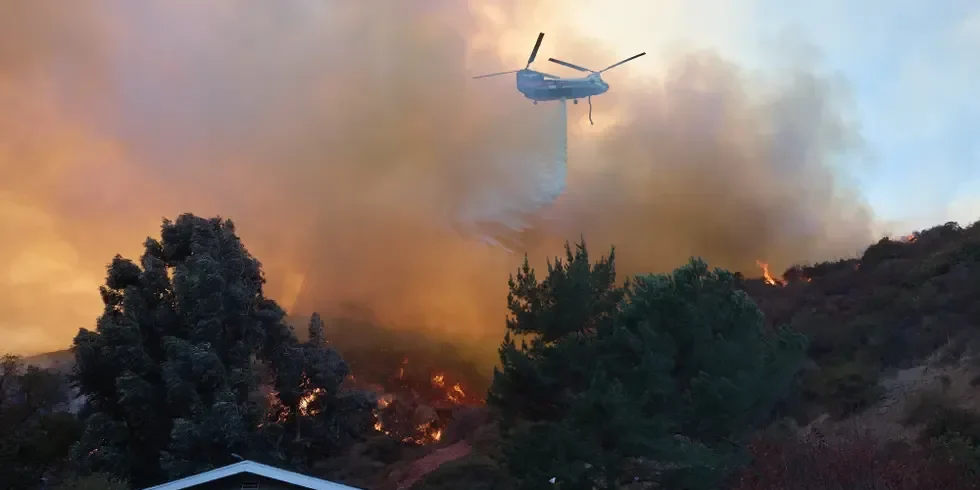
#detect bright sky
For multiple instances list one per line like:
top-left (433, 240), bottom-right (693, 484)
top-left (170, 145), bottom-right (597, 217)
top-left (560, 0), bottom-right (980, 233)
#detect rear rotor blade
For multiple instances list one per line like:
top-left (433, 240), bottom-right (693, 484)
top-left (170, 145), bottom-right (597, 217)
top-left (548, 58), bottom-right (592, 73)
top-left (473, 70), bottom-right (520, 79)
top-left (526, 32), bottom-right (545, 68)
top-left (599, 52), bottom-right (646, 73)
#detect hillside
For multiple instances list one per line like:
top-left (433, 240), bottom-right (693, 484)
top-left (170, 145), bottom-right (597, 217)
top-left (745, 220), bottom-right (980, 418)
top-left (404, 220), bottom-right (980, 489)
top-left (10, 219), bottom-right (980, 489)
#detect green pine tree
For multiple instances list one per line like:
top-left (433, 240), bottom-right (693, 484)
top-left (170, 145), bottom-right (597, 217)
top-left (489, 243), bottom-right (807, 490)
top-left (70, 214), bottom-right (373, 487)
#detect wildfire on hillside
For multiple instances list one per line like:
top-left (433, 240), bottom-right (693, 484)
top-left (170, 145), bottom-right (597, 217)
top-left (370, 363), bottom-right (477, 445)
top-left (431, 373), bottom-right (467, 405)
top-left (263, 357), bottom-right (476, 446)
top-left (756, 260), bottom-right (785, 287)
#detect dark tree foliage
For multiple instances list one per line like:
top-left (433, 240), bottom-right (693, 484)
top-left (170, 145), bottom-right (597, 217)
top-left (489, 242), bottom-right (807, 490)
top-left (261, 313), bottom-right (377, 471)
top-left (69, 214), bottom-right (373, 488)
top-left (0, 354), bottom-right (82, 490)
top-left (489, 242), bottom-right (624, 425)
top-left (51, 471), bottom-right (129, 490)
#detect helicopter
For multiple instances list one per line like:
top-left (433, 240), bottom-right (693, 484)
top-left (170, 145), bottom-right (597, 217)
top-left (472, 32), bottom-right (646, 124)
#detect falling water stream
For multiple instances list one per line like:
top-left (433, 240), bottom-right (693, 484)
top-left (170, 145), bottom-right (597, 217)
top-left (452, 99), bottom-right (569, 250)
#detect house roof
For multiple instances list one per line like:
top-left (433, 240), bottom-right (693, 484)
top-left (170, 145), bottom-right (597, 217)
top-left (142, 460), bottom-right (362, 490)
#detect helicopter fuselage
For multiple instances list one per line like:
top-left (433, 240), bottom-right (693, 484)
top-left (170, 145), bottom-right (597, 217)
top-left (515, 70), bottom-right (608, 102)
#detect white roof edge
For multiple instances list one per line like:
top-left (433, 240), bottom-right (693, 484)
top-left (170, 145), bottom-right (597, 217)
top-left (141, 460), bottom-right (362, 490)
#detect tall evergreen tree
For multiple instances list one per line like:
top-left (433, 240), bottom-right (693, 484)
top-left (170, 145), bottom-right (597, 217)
top-left (489, 243), bottom-right (807, 490)
top-left (264, 313), bottom-right (376, 471)
top-left (70, 214), bottom-right (372, 487)
top-left (489, 241), bottom-right (624, 425)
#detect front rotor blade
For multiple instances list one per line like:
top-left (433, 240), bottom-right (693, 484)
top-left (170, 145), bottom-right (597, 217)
top-left (547, 58), bottom-right (592, 72)
top-left (526, 32), bottom-right (545, 68)
top-left (473, 70), bottom-right (520, 79)
top-left (599, 52), bottom-right (646, 73)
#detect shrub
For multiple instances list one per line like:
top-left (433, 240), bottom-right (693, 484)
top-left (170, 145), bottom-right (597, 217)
top-left (804, 360), bottom-right (882, 417)
top-left (729, 428), bottom-right (973, 490)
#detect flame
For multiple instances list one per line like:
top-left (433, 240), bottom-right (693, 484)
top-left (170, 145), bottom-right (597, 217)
top-left (299, 387), bottom-right (326, 416)
top-left (431, 372), bottom-right (468, 404)
top-left (262, 359), bottom-right (466, 445)
top-left (447, 383), bottom-right (465, 404)
top-left (368, 361), bottom-right (471, 445)
top-left (398, 357), bottom-right (408, 380)
top-left (378, 393), bottom-right (393, 408)
top-left (411, 422), bottom-right (443, 444)
top-left (755, 260), bottom-right (783, 286)
top-left (266, 390), bottom-right (290, 424)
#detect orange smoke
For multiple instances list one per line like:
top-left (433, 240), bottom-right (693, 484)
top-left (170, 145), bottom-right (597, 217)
top-left (1, 1), bottom-right (874, 359)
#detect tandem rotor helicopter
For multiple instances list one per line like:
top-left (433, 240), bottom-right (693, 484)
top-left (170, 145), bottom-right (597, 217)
top-left (472, 32), bottom-right (645, 124)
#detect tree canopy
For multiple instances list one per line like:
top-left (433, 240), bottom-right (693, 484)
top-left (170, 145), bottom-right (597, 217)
top-left (69, 214), bottom-right (374, 487)
top-left (0, 355), bottom-right (82, 490)
top-left (489, 242), bottom-right (807, 489)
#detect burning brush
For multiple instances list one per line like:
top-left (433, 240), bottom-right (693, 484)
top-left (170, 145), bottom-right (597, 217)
top-left (365, 358), bottom-right (484, 446)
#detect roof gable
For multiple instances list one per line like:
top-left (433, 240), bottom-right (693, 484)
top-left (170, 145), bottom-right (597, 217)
top-left (141, 460), bottom-right (361, 490)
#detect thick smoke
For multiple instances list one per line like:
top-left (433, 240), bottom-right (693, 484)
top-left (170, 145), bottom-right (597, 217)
top-left (0, 0), bottom-right (874, 358)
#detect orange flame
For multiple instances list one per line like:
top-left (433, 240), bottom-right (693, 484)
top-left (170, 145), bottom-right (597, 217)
top-left (447, 383), bottom-right (465, 404)
top-left (299, 387), bottom-right (325, 416)
top-left (755, 260), bottom-right (783, 286)
top-left (378, 393), bottom-right (393, 408)
top-left (370, 361), bottom-right (468, 445)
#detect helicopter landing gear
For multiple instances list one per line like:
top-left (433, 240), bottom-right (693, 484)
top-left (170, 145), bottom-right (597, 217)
top-left (573, 99), bottom-right (579, 104)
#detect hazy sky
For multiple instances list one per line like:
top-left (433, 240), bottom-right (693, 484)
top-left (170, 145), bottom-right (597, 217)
top-left (589, 0), bottom-right (980, 229)
top-left (1, 0), bottom-right (977, 356)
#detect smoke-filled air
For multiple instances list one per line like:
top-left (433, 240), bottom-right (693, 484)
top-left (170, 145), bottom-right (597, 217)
top-left (1, 0), bottom-right (875, 359)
